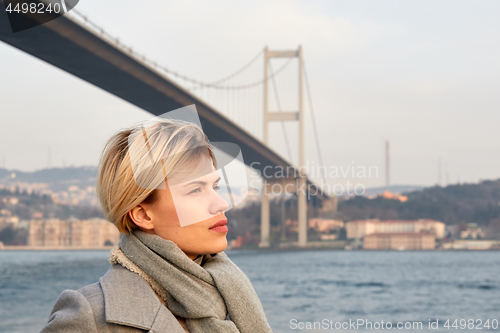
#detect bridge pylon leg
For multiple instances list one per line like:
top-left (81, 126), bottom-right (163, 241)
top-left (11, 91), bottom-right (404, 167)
top-left (262, 45), bottom-right (308, 247)
top-left (259, 187), bottom-right (270, 247)
top-left (298, 176), bottom-right (307, 247)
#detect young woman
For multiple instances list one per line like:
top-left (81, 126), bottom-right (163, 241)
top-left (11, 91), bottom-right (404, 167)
top-left (40, 118), bottom-right (273, 333)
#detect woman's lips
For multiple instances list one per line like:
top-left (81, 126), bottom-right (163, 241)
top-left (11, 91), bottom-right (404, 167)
top-left (209, 219), bottom-right (228, 233)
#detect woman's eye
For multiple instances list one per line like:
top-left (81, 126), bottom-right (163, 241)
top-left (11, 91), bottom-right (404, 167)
top-left (213, 185), bottom-right (221, 191)
top-left (189, 188), bottom-right (201, 194)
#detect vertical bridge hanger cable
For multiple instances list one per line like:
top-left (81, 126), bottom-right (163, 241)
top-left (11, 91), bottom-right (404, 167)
top-left (303, 61), bottom-right (326, 183)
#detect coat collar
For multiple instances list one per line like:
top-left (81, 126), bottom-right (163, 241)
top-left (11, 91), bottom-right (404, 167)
top-left (99, 264), bottom-right (186, 332)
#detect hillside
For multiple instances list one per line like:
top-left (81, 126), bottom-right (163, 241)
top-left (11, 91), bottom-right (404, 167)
top-left (0, 166), bottom-right (97, 192)
top-left (0, 187), bottom-right (103, 221)
top-left (339, 179), bottom-right (500, 227)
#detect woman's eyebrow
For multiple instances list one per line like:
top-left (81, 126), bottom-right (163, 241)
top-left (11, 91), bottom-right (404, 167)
top-left (183, 176), bottom-right (221, 187)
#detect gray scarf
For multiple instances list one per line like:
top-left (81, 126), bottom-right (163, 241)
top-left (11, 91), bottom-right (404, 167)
top-left (118, 230), bottom-right (273, 333)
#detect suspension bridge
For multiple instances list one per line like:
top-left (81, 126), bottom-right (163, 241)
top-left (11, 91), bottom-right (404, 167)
top-left (0, 3), bottom-right (337, 247)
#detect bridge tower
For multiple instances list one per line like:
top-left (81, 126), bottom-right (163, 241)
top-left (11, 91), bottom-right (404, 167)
top-left (260, 46), bottom-right (307, 247)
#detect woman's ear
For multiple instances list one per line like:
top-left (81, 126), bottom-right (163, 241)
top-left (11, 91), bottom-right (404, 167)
top-left (128, 205), bottom-right (155, 231)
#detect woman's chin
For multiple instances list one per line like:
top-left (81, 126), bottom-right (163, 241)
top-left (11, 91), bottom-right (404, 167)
top-left (208, 237), bottom-right (228, 254)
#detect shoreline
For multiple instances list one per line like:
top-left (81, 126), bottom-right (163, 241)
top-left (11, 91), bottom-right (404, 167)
top-left (2, 243), bottom-right (499, 251)
top-left (0, 245), bottom-right (115, 251)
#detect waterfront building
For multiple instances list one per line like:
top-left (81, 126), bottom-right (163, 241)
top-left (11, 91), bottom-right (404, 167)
top-left (459, 223), bottom-right (485, 239)
top-left (346, 219), bottom-right (445, 239)
top-left (363, 232), bottom-right (436, 250)
top-left (27, 218), bottom-right (119, 248)
top-left (308, 218), bottom-right (344, 233)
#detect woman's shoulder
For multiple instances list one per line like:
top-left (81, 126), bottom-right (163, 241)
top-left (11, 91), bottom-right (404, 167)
top-left (77, 280), bottom-right (104, 305)
top-left (41, 264), bottom-right (186, 333)
top-left (40, 287), bottom-right (101, 332)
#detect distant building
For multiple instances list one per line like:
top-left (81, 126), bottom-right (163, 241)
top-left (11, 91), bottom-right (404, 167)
top-left (8, 197), bottom-right (19, 205)
top-left (285, 219), bottom-right (298, 233)
top-left (364, 233), bottom-right (435, 250)
top-left (346, 219), bottom-right (378, 239)
top-left (28, 218), bottom-right (120, 248)
top-left (319, 234), bottom-right (337, 241)
top-left (444, 240), bottom-right (499, 250)
top-left (379, 190), bottom-right (408, 202)
top-left (308, 218), bottom-right (344, 233)
top-left (284, 218), bottom-right (344, 234)
top-left (0, 213), bottom-right (20, 228)
top-left (346, 219), bottom-right (445, 239)
top-left (460, 223), bottom-right (485, 239)
top-left (32, 212), bottom-right (43, 220)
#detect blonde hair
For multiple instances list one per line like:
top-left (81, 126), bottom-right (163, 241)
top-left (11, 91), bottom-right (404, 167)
top-left (96, 118), bottom-right (216, 233)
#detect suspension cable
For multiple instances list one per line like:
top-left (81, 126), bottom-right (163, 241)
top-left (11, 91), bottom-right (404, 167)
top-left (190, 50), bottom-right (263, 90)
top-left (183, 58), bottom-right (292, 90)
top-left (69, 9), bottom-right (291, 91)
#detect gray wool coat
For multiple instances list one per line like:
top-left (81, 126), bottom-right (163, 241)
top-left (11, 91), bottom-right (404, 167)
top-left (40, 264), bottom-right (188, 333)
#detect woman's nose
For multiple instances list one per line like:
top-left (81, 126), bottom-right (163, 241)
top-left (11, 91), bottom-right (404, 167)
top-left (210, 189), bottom-right (230, 214)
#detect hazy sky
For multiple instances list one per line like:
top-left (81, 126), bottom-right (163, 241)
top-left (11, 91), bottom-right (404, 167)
top-left (1, 0), bottom-right (500, 190)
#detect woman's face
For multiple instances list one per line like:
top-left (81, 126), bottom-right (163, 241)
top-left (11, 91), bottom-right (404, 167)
top-left (137, 156), bottom-right (230, 259)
